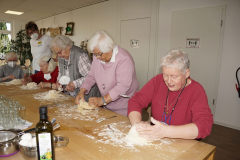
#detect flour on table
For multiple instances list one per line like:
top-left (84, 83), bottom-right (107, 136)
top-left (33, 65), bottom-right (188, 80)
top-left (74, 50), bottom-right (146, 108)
top-left (8, 79), bottom-right (22, 85)
top-left (45, 90), bottom-right (60, 99)
top-left (0, 79), bottom-right (22, 85)
top-left (20, 82), bottom-right (39, 89)
top-left (33, 91), bottom-right (70, 101)
top-left (54, 103), bottom-right (100, 121)
top-left (81, 122), bottom-right (176, 154)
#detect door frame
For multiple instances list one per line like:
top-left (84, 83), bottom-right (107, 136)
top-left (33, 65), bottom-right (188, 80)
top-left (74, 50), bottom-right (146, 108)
top-left (116, 0), bottom-right (160, 83)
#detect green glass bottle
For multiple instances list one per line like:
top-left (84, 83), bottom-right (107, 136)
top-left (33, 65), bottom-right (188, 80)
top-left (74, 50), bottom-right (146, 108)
top-left (36, 106), bottom-right (55, 160)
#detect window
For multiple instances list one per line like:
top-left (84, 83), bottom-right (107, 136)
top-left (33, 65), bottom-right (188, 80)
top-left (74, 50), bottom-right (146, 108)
top-left (0, 21), bottom-right (12, 59)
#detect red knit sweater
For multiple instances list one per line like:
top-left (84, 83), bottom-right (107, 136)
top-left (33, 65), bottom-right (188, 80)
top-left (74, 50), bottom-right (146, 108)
top-left (30, 66), bottom-right (59, 84)
top-left (128, 74), bottom-right (213, 139)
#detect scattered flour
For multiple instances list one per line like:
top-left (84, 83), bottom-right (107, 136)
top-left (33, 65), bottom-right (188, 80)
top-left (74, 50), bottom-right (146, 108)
top-left (0, 79), bottom-right (22, 85)
top-left (20, 82), bottom-right (39, 89)
top-left (81, 122), bottom-right (176, 153)
top-left (54, 103), bottom-right (100, 121)
top-left (33, 91), bottom-right (70, 102)
top-left (8, 79), bottom-right (22, 85)
top-left (45, 90), bottom-right (60, 99)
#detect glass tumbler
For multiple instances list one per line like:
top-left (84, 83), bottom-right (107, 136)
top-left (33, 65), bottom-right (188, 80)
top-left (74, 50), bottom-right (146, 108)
top-left (19, 106), bottom-right (26, 126)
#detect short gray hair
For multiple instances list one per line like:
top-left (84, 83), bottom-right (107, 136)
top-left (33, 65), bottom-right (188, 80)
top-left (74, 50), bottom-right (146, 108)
top-left (38, 55), bottom-right (57, 73)
top-left (50, 35), bottom-right (73, 51)
top-left (160, 49), bottom-right (190, 73)
top-left (5, 52), bottom-right (18, 62)
top-left (87, 30), bottom-right (116, 53)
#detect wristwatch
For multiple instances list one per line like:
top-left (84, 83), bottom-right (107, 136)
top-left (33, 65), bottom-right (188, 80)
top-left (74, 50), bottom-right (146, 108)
top-left (102, 96), bottom-right (107, 106)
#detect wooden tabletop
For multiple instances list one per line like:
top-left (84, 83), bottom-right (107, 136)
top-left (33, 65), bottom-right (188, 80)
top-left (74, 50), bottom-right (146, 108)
top-left (1, 84), bottom-right (216, 160)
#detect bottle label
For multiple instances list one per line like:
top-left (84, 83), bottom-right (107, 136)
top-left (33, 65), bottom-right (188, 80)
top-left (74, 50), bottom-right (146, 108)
top-left (38, 133), bottom-right (53, 160)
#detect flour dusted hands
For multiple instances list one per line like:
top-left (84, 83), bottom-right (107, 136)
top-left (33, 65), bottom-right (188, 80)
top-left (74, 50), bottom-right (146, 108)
top-left (37, 82), bottom-right (48, 88)
top-left (136, 117), bottom-right (168, 141)
top-left (88, 97), bottom-right (103, 108)
top-left (21, 76), bottom-right (32, 85)
top-left (65, 82), bottom-right (75, 91)
top-left (8, 75), bottom-right (15, 79)
top-left (75, 91), bottom-right (86, 105)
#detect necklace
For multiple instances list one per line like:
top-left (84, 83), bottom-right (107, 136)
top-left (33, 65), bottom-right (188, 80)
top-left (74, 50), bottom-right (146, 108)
top-left (166, 92), bottom-right (181, 114)
top-left (164, 79), bottom-right (188, 115)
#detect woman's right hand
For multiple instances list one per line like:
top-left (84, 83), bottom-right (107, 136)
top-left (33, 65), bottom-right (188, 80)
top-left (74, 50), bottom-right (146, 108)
top-left (21, 78), bottom-right (28, 85)
top-left (75, 88), bottom-right (87, 105)
top-left (8, 75), bottom-right (15, 79)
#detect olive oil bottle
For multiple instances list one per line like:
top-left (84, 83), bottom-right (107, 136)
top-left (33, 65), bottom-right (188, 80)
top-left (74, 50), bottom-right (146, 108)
top-left (36, 106), bottom-right (55, 160)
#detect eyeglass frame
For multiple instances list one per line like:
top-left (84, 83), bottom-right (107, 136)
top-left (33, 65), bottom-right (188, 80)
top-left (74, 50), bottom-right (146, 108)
top-left (28, 30), bottom-right (35, 36)
top-left (55, 49), bottom-right (63, 55)
top-left (92, 52), bottom-right (103, 57)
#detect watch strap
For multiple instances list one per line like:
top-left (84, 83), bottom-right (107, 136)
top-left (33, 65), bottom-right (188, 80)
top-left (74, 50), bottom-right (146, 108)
top-left (102, 96), bottom-right (107, 105)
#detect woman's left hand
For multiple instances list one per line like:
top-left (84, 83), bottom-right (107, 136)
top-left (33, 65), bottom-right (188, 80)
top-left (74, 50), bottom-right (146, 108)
top-left (37, 82), bottom-right (47, 88)
top-left (136, 117), bottom-right (168, 141)
top-left (65, 82), bottom-right (75, 91)
top-left (88, 97), bottom-right (103, 108)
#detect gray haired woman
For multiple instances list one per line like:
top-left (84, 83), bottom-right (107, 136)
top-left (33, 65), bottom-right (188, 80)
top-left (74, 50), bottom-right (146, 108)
top-left (50, 35), bottom-right (100, 100)
top-left (0, 52), bottom-right (24, 82)
top-left (21, 55), bottom-right (59, 89)
top-left (75, 30), bottom-right (139, 116)
top-left (128, 49), bottom-right (213, 140)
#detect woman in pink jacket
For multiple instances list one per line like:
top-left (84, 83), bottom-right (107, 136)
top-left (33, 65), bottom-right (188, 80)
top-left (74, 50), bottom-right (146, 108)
top-left (75, 30), bottom-right (139, 116)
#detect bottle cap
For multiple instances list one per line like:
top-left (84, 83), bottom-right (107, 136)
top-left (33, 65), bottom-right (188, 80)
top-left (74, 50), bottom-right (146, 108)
top-left (39, 106), bottom-right (47, 115)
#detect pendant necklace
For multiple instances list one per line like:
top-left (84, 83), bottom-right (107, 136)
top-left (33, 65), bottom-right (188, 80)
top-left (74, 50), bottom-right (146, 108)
top-left (164, 79), bottom-right (187, 115)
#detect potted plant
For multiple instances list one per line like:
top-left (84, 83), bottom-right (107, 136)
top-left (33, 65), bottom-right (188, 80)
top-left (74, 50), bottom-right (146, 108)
top-left (10, 29), bottom-right (32, 65)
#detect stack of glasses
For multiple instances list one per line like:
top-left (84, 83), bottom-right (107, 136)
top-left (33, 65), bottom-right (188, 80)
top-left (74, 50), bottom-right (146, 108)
top-left (0, 95), bottom-right (26, 129)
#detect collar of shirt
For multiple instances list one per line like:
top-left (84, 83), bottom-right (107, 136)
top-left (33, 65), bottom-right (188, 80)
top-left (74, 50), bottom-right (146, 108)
top-left (100, 45), bottom-right (118, 64)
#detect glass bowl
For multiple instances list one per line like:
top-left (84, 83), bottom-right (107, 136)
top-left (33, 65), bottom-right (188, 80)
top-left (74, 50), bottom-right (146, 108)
top-left (54, 135), bottom-right (69, 148)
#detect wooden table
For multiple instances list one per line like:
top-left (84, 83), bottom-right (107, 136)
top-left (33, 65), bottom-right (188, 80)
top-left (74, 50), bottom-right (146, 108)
top-left (1, 85), bottom-right (216, 160)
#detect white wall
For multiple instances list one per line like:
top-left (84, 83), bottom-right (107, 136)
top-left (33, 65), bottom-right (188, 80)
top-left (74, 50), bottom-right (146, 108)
top-left (12, 21), bottom-right (28, 40)
top-left (35, 0), bottom-right (118, 48)
top-left (157, 0), bottom-right (240, 130)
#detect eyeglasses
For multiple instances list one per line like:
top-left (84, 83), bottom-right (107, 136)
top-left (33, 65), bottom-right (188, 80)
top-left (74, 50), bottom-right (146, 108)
top-left (55, 49), bottom-right (62, 55)
top-left (28, 30), bottom-right (35, 36)
top-left (92, 52), bottom-right (103, 57)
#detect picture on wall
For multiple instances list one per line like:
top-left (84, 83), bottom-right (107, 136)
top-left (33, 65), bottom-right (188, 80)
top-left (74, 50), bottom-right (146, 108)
top-left (47, 27), bottom-right (63, 38)
top-left (65, 22), bottom-right (74, 36)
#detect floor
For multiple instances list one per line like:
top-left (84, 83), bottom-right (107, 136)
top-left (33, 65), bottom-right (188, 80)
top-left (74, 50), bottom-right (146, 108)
top-left (141, 109), bottom-right (240, 160)
top-left (202, 124), bottom-right (240, 160)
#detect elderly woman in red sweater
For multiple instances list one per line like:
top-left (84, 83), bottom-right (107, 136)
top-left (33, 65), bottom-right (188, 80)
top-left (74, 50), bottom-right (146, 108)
top-left (21, 55), bottom-right (58, 89)
top-left (128, 49), bottom-right (213, 140)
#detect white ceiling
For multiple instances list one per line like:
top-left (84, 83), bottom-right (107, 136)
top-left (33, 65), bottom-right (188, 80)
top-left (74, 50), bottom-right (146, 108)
top-left (0, 0), bottom-right (106, 22)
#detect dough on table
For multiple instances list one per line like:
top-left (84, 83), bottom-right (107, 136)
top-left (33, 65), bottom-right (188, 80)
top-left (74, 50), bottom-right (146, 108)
top-left (125, 125), bottom-right (149, 146)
